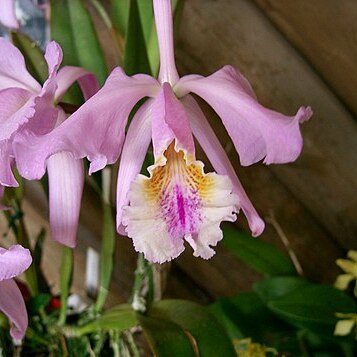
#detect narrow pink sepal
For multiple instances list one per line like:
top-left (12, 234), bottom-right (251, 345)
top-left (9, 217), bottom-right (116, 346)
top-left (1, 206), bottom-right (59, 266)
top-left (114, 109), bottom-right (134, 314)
top-left (0, 41), bottom-right (64, 135)
top-left (14, 68), bottom-right (159, 180)
top-left (0, 38), bottom-right (41, 93)
top-left (47, 152), bottom-right (84, 248)
top-left (44, 41), bottom-right (63, 82)
top-left (55, 66), bottom-right (100, 102)
top-left (0, 88), bottom-right (35, 143)
top-left (0, 279), bottom-right (28, 340)
top-left (182, 95), bottom-right (265, 236)
top-left (0, 41), bottom-right (63, 143)
top-left (116, 100), bottom-right (153, 234)
top-left (0, 245), bottom-right (31, 339)
top-left (0, 245), bottom-right (32, 281)
top-left (0, 88), bottom-right (34, 186)
top-left (151, 82), bottom-right (195, 160)
top-left (176, 65), bottom-right (313, 166)
top-left (36, 41), bottom-right (63, 107)
top-left (0, 88), bottom-right (33, 126)
top-left (0, 89), bottom-right (33, 188)
top-left (153, 0), bottom-right (179, 84)
top-left (0, 0), bottom-right (18, 28)
top-left (0, 141), bottom-right (17, 186)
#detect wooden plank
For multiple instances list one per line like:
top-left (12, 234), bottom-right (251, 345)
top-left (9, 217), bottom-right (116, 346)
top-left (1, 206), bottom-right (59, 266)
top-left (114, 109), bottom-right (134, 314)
top-left (176, 0), bottom-right (357, 250)
top-left (252, 0), bottom-right (357, 116)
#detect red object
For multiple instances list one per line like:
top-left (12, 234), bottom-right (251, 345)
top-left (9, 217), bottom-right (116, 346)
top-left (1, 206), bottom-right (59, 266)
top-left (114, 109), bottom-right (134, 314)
top-left (49, 297), bottom-right (61, 310)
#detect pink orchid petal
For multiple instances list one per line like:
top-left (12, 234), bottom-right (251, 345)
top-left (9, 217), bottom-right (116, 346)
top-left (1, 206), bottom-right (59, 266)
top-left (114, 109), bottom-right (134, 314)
top-left (116, 100), bottom-right (153, 234)
top-left (0, 279), bottom-right (28, 340)
top-left (44, 41), bottom-right (63, 83)
top-left (18, 43), bottom-right (65, 137)
top-left (153, 0), bottom-right (179, 84)
top-left (0, 88), bottom-right (34, 140)
top-left (0, 141), bottom-right (17, 186)
top-left (0, 245), bottom-right (32, 281)
top-left (0, 41), bottom-right (63, 186)
top-left (23, 96), bottom-right (59, 136)
top-left (182, 95), bottom-right (265, 236)
top-left (55, 66), bottom-right (100, 102)
top-left (151, 82), bottom-right (195, 161)
top-left (35, 41), bottom-right (63, 107)
top-left (47, 152), bottom-right (84, 248)
top-left (176, 65), bottom-right (313, 166)
top-left (0, 42), bottom-right (64, 140)
top-left (0, 0), bottom-right (19, 28)
top-left (0, 88), bottom-right (35, 186)
top-left (14, 68), bottom-right (159, 180)
top-left (0, 38), bottom-right (41, 93)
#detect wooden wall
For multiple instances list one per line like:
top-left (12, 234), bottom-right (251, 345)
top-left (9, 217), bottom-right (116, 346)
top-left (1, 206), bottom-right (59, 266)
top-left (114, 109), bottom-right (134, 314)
top-left (2, 0), bottom-right (356, 305)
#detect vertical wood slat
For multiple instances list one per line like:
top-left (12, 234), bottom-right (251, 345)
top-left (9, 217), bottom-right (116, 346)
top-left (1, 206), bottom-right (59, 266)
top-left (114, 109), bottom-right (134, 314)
top-left (252, 0), bottom-right (357, 117)
top-left (176, 0), bottom-right (357, 250)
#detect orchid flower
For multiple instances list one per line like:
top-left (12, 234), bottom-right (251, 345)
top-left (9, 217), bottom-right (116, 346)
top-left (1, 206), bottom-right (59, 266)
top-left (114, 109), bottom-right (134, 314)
top-left (0, 244), bottom-right (32, 340)
top-left (14, 0), bottom-right (312, 263)
top-left (0, 38), bottom-right (98, 247)
top-left (0, 0), bottom-right (19, 29)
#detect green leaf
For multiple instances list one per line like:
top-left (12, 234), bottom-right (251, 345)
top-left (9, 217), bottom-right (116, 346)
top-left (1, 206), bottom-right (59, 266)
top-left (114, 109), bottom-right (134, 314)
top-left (211, 293), bottom-right (296, 351)
top-left (110, 0), bottom-right (130, 36)
top-left (267, 284), bottom-right (357, 336)
top-left (50, 0), bottom-right (107, 84)
top-left (139, 314), bottom-right (197, 357)
top-left (111, 0), bottom-right (183, 76)
top-left (58, 247), bottom-right (74, 326)
top-left (254, 276), bottom-right (311, 303)
top-left (148, 299), bottom-right (236, 356)
top-left (27, 294), bottom-right (52, 314)
top-left (222, 226), bottom-right (297, 276)
top-left (74, 305), bottom-right (138, 335)
top-left (137, 0), bottom-right (154, 44)
top-left (123, 0), bottom-right (151, 75)
top-left (0, 324), bottom-right (11, 355)
top-left (94, 201), bottom-right (116, 313)
top-left (209, 301), bottom-right (244, 340)
top-left (66, 336), bottom-right (91, 357)
top-left (11, 32), bottom-right (48, 84)
top-left (32, 229), bottom-right (50, 294)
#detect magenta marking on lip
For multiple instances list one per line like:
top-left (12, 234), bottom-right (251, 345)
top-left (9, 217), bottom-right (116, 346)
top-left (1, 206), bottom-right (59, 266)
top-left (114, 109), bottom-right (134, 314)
top-left (159, 184), bottom-right (202, 242)
top-left (176, 185), bottom-right (186, 227)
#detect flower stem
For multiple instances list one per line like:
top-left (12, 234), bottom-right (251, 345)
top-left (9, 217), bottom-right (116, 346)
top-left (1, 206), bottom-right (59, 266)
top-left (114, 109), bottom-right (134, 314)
top-left (3, 198), bottom-right (39, 295)
top-left (17, 215), bottom-right (39, 295)
top-left (58, 246), bottom-right (73, 326)
top-left (131, 254), bottom-right (150, 313)
top-left (94, 168), bottom-right (116, 313)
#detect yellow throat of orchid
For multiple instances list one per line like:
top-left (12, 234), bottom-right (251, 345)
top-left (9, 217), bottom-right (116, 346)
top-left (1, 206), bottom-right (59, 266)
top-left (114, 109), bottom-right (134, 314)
top-left (122, 142), bottom-right (239, 263)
